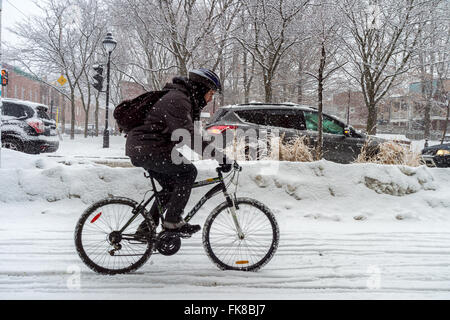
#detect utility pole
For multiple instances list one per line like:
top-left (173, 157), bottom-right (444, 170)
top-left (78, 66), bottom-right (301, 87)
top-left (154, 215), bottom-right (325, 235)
top-left (347, 90), bottom-right (351, 126)
top-left (0, 0), bottom-right (3, 168)
top-left (103, 50), bottom-right (111, 148)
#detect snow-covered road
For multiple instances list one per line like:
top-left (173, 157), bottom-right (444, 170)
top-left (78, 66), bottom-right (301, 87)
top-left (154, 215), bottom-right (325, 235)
top-left (2, 200), bottom-right (450, 299)
top-left (1, 137), bottom-right (450, 299)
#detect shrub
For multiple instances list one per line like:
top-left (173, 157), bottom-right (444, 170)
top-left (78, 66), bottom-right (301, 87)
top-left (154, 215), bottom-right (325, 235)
top-left (223, 133), bottom-right (316, 162)
top-left (354, 140), bottom-right (421, 167)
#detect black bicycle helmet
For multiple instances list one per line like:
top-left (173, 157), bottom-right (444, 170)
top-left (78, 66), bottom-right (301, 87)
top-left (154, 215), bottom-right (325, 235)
top-left (188, 68), bottom-right (222, 94)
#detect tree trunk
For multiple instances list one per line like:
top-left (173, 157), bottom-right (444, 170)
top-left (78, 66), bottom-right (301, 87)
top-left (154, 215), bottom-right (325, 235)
top-left (179, 58), bottom-right (188, 77)
top-left (317, 44), bottom-right (325, 159)
top-left (366, 101), bottom-right (378, 135)
top-left (424, 100), bottom-right (431, 140)
top-left (441, 100), bottom-right (449, 144)
top-left (70, 90), bottom-right (75, 140)
top-left (84, 112), bottom-right (89, 138)
top-left (61, 98), bottom-right (66, 134)
top-left (219, 55), bottom-right (225, 107)
top-left (264, 71), bottom-right (273, 103)
top-left (298, 60), bottom-right (303, 104)
top-left (243, 50), bottom-right (249, 104)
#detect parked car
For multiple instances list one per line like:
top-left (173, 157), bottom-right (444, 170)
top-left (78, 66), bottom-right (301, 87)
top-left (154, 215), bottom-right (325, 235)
top-left (1, 98), bottom-right (59, 154)
top-left (205, 103), bottom-right (382, 164)
top-left (421, 143), bottom-right (450, 168)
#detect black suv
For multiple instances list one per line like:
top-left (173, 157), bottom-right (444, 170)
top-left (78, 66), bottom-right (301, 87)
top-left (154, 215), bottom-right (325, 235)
top-left (1, 98), bottom-right (59, 154)
top-left (206, 103), bottom-right (381, 164)
top-left (421, 143), bottom-right (450, 168)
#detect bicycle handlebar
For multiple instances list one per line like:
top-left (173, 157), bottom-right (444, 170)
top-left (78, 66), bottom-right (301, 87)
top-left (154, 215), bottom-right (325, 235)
top-left (217, 161), bottom-right (242, 172)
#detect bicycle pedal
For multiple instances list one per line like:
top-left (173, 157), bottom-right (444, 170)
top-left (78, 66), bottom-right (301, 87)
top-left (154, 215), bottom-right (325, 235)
top-left (163, 231), bottom-right (191, 238)
top-left (179, 233), bottom-right (193, 239)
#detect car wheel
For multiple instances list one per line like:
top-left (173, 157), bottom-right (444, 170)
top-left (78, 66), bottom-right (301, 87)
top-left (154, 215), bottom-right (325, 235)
top-left (1, 137), bottom-right (24, 153)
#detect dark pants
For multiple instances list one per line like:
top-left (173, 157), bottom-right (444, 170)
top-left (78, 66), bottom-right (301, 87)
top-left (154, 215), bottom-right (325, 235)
top-left (130, 155), bottom-right (197, 224)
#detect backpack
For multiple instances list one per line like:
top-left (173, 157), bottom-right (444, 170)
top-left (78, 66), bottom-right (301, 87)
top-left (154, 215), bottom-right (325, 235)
top-left (113, 90), bottom-right (169, 134)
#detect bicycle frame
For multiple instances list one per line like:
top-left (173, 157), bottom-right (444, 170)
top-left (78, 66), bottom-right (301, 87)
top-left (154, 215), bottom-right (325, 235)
top-left (119, 168), bottom-right (238, 234)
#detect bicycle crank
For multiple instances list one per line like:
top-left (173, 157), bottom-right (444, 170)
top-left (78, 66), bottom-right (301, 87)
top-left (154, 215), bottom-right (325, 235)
top-left (156, 231), bottom-right (182, 256)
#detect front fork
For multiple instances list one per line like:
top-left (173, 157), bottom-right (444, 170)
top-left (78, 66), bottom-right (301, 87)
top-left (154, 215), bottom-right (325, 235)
top-left (217, 168), bottom-right (245, 240)
top-left (225, 191), bottom-right (245, 240)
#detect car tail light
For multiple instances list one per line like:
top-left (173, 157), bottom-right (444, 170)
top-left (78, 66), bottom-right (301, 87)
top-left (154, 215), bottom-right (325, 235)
top-left (207, 125), bottom-right (237, 134)
top-left (27, 119), bottom-right (45, 134)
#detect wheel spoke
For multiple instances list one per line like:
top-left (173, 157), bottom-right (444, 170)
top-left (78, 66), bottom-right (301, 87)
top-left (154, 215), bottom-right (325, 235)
top-left (204, 200), bottom-right (278, 271)
top-left (75, 199), bottom-right (155, 274)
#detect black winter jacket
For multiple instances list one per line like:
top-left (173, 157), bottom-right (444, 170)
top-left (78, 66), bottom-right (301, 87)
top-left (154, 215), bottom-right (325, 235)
top-left (125, 77), bottom-right (218, 160)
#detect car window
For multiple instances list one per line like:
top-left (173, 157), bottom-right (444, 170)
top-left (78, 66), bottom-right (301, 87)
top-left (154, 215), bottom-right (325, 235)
top-left (265, 110), bottom-right (305, 130)
top-left (235, 110), bottom-right (267, 125)
top-left (1, 102), bottom-right (34, 118)
top-left (235, 109), bottom-right (306, 130)
top-left (304, 111), bottom-right (344, 135)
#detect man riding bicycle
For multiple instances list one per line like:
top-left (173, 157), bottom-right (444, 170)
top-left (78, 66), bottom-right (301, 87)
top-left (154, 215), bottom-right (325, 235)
top-left (126, 68), bottom-right (231, 235)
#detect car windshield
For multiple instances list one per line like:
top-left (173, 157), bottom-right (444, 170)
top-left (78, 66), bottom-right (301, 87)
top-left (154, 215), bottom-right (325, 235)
top-left (208, 108), bottom-right (228, 124)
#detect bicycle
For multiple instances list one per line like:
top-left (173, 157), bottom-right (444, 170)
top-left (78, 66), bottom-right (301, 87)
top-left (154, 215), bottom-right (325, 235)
top-left (74, 161), bottom-right (279, 274)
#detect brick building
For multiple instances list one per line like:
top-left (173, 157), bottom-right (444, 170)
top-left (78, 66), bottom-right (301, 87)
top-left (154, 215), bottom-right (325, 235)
top-left (1, 63), bottom-right (112, 134)
top-left (119, 81), bottom-right (146, 101)
top-left (326, 79), bottom-right (449, 138)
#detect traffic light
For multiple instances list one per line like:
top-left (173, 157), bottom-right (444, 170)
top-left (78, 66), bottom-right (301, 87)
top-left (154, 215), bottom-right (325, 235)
top-left (1, 69), bottom-right (8, 87)
top-left (92, 65), bottom-right (104, 91)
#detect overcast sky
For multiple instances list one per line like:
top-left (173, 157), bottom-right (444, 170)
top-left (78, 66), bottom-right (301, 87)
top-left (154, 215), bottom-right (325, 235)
top-left (2, 0), bottom-right (41, 46)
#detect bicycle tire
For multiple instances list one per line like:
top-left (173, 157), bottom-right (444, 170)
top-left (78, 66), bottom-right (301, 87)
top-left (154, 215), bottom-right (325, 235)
top-left (202, 197), bottom-right (279, 271)
top-left (74, 197), bottom-right (156, 275)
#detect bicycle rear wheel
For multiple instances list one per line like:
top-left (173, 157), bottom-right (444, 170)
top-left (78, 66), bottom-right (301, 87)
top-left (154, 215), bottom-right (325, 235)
top-left (74, 197), bottom-right (156, 275)
top-left (203, 197), bottom-right (279, 271)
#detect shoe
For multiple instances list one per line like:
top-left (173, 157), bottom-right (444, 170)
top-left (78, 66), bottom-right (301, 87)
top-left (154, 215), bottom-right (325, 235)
top-left (163, 220), bottom-right (201, 235)
top-left (135, 213), bottom-right (159, 235)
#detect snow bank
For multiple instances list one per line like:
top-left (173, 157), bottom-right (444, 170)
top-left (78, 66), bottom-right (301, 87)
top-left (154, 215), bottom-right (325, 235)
top-left (1, 149), bottom-right (449, 222)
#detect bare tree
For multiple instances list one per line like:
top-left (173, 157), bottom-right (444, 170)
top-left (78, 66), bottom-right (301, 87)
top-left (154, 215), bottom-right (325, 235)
top-left (340, 0), bottom-right (433, 135)
top-left (235, 0), bottom-right (310, 102)
top-left (414, 1), bottom-right (449, 141)
top-left (12, 0), bottom-right (106, 139)
top-left (304, 0), bottom-right (346, 158)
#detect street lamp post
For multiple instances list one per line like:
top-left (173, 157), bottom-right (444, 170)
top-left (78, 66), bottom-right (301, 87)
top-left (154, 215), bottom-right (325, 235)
top-left (102, 32), bottom-right (117, 148)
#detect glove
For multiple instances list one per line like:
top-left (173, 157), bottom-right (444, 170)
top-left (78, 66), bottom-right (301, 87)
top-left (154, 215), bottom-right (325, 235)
top-left (220, 156), bottom-right (233, 173)
top-left (220, 163), bottom-right (232, 173)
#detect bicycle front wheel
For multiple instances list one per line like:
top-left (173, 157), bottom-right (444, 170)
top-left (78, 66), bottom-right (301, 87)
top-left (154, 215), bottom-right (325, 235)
top-left (74, 197), bottom-right (156, 275)
top-left (203, 197), bottom-right (279, 271)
